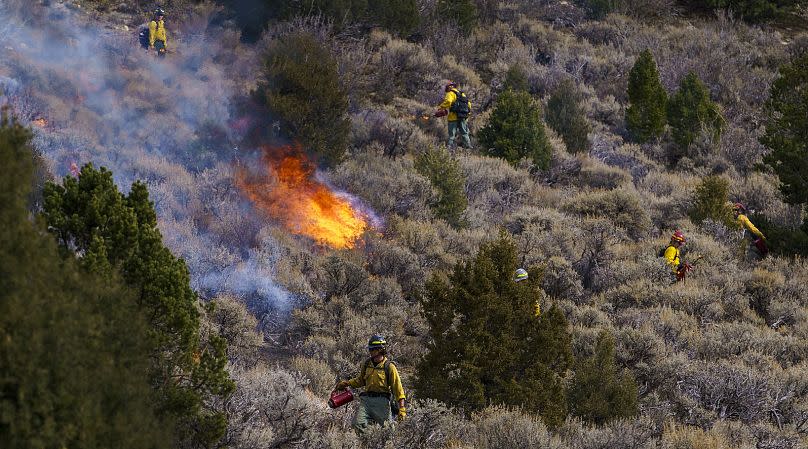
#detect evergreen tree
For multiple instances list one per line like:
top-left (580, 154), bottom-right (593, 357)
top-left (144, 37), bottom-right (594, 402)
top-left (369, 0), bottom-right (420, 36)
top-left (762, 52), bottom-right (808, 207)
top-left (666, 72), bottom-right (724, 161)
top-left (436, 0), bottom-right (478, 35)
top-left (416, 235), bottom-right (573, 427)
top-left (567, 331), bottom-right (638, 425)
top-left (546, 79), bottom-right (592, 154)
top-left (42, 165), bottom-right (234, 447)
top-left (689, 175), bottom-right (735, 227)
top-left (478, 89), bottom-right (553, 169)
top-left (0, 112), bottom-right (169, 448)
top-left (626, 49), bottom-right (667, 143)
top-left (254, 31), bottom-right (350, 168)
top-left (415, 146), bottom-right (468, 228)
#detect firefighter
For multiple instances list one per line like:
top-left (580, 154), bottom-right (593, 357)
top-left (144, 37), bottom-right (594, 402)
top-left (662, 230), bottom-right (689, 281)
top-left (434, 81), bottom-right (473, 150)
top-left (149, 7), bottom-right (168, 57)
top-left (514, 268), bottom-right (541, 316)
top-left (335, 335), bottom-right (406, 433)
top-left (732, 202), bottom-right (768, 258)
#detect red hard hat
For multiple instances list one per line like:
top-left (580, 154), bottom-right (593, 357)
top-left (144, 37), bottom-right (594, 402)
top-left (671, 230), bottom-right (686, 243)
top-left (445, 81), bottom-right (457, 92)
top-left (732, 202), bottom-right (746, 212)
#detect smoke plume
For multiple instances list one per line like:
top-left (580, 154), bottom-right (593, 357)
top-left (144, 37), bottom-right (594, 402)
top-left (0, 1), bottom-right (328, 321)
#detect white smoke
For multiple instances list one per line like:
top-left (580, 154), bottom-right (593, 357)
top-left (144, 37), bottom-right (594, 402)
top-left (0, 2), bottom-right (294, 321)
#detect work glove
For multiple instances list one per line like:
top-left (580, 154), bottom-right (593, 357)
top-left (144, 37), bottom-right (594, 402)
top-left (335, 380), bottom-right (349, 391)
top-left (434, 109), bottom-right (448, 117)
top-left (397, 407), bottom-right (406, 421)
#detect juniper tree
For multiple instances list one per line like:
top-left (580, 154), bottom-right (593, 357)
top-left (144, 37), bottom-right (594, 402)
top-left (546, 79), bottom-right (592, 154)
top-left (626, 49), bottom-right (667, 143)
top-left (689, 175), bottom-right (735, 228)
top-left (436, 0), bottom-right (478, 35)
top-left (254, 31), bottom-right (350, 168)
top-left (0, 112), bottom-right (169, 449)
top-left (762, 52), bottom-right (808, 207)
top-left (416, 234), bottom-right (572, 427)
top-left (567, 331), bottom-right (638, 425)
top-left (415, 146), bottom-right (468, 228)
top-left (478, 89), bottom-right (553, 169)
top-left (666, 72), bottom-right (724, 162)
top-left (42, 164), bottom-right (234, 448)
top-left (760, 51), bottom-right (808, 256)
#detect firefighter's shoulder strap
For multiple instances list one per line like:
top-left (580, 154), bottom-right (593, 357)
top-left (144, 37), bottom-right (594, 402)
top-left (361, 357), bottom-right (395, 390)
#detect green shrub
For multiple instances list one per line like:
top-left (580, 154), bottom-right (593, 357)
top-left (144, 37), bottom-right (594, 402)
top-left (567, 331), bottom-right (639, 425)
top-left (546, 79), bottom-right (592, 154)
top-left (561, 188), bottom-right (652, 239)
top-left (626, 49), bottom-right (667, 143)
top-left (666, 72), bottom-right (724, 163)
top-left (478, 89), bottom-right (553, 169)
top-left (416, 235), bottom-right (572, 427)
top-left (415, 146), bottom-right (468, 227)
top-left (436, 0), bottom-right (478, 35)
top-left (503, 64), bottom-right (529, 92)
top-left (254, 31), bottom-right (350, 167)
top-left (689, 175), bottom-right (734, 227)
top-left (762, 52), bottom-right (808, 208)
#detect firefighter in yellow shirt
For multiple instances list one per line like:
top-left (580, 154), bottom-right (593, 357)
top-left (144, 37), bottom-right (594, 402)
top-left (149, 8), bottom-right (168, 57)
top-left (335, 335), bottom-right (406, 433)
top-left (662, 230), bottom-right (690, 282)
top-left (733, 202), bottom-right (768, 258)
top-left (434, 81), bottom-right (473, 150)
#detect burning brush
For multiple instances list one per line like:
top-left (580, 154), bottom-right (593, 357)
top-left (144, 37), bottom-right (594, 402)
top-left (235, 145), bottom-right (375, 249)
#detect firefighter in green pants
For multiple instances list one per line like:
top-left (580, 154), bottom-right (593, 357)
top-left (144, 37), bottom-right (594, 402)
top-left (335, 335), bottom-right (406, 433)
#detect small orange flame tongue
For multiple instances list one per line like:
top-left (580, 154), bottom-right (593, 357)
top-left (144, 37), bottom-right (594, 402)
top-left (236, 145), bottom-right (368, 248)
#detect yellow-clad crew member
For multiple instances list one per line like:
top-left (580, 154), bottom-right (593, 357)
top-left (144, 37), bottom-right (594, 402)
top-left (335, 335), bottom-right (406, 433)
top-left (149, 7), bottom-right (168, 57)
top-left (663, 230), bottom-right (687, 281)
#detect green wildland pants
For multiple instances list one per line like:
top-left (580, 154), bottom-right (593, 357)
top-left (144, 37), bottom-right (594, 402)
top-left (447, 118), bottom-right (472, 149)
top-left (353, 394), bottom-right (392, 433)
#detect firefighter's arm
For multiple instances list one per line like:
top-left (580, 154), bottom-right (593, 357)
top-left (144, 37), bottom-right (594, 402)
top-left (389, 363), bottom-right (406, 419)
top-left (664, 246), bottom-right (680, 273)
top-left (149, 21), bottom-right (157, 47)
top-left (740, 215), bottom-right (765, 239)
top-left (437, 91), bottom-right (455, 110)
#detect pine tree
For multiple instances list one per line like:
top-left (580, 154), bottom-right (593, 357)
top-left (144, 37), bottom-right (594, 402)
top-left (416, 234), bottom-right (572, 427)
top-left (478, 89), bottom-right (553, 169)
top-left (0, 112), bottom-right (169, 448)
top-left (546, 79), bottom-right (592, 154)
top-left (415, 146), bottom-right (468, 228)
top-left (762, 52), bottom-right (808, 207)
top-left (626, 49), bottom-right (667, 143)
top-left (689, 175), bottom-right (735, 227)
top-left (567, 331), bottom-right (638, 425)
top-left (254, 31), bottom-right (350, 168)
top-left (666, 72), bottom-right (724, 161)
top-left (42, 164), bottom-right (234, 447)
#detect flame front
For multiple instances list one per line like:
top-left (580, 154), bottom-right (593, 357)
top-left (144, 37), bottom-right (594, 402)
top-left (236, 145), bottom-right (368, 249)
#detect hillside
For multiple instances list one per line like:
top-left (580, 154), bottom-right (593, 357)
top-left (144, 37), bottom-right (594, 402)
top-left (2, 0), bottom-right (808, 448)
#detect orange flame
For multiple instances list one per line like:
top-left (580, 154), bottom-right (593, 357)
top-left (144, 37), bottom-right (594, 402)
top-left (235, 145), bottom-right (368, 249)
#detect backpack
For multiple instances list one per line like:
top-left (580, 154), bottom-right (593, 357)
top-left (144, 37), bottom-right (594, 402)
top-left (361, 358), bottom-right (401, 416)
top-left (138, 26), bottom-right (150, 49)
top-left (658, 244), bottom-right (673, 258)
top-left (449, 90), bottom-right (471, 119)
